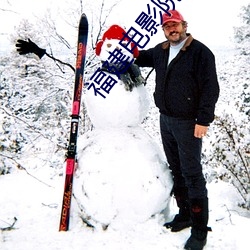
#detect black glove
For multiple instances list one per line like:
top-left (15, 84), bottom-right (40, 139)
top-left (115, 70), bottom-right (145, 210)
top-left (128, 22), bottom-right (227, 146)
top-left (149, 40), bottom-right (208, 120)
top-left (127, 63), bottom-right (146, 86)
top-left (16, 38), bottom-right (46, 59)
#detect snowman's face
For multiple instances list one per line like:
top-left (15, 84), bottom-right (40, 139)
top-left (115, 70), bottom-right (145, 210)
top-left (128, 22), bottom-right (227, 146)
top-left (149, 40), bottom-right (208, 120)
top-left (99, 39), bottom-right (134, 62)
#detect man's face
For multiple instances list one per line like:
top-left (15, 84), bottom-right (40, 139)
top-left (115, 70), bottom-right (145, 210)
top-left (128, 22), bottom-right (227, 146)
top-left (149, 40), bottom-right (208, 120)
top-left (163, 22), bottom-right (187, 45)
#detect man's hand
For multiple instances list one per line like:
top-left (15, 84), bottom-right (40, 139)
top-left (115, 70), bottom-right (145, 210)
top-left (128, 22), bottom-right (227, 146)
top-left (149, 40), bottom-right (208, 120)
top-left (16, 38), bottom-right (46, 59)
top-left (194, 124), bottom-right (208, 138)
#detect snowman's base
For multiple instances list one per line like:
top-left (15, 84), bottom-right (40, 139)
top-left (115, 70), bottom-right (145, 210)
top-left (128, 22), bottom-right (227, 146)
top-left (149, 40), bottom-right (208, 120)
top-left (74, 127), bottom-right (173, 229)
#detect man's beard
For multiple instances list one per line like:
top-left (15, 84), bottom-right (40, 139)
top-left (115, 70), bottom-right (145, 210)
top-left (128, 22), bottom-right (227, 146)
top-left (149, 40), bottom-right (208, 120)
top-left (166, 31), bottom-right (186, 45)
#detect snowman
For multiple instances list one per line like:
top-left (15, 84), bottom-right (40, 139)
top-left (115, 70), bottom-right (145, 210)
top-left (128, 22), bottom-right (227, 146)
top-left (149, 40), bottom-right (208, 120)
top-left (73, 25), bottom-right (173, 230)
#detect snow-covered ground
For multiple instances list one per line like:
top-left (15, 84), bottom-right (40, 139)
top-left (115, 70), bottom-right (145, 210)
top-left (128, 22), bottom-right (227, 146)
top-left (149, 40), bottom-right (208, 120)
top-left (1, 169), bottom-right (250, 250)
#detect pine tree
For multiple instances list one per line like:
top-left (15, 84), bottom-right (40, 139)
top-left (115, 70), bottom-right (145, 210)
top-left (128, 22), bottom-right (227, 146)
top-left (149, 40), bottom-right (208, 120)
top-left (234, 4), bottom-right (250, 56)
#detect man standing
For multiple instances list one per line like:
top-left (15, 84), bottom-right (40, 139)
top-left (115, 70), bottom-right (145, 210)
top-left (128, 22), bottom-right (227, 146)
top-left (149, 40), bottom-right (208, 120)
top-left (135, 10), bottom-right (219, 250)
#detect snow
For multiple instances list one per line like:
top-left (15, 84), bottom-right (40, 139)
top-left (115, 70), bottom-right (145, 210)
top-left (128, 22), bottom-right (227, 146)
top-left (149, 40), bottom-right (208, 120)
top-left (1, 171), bottom-right (250, 250)
top-left (85, 83), bottom-right (150, 128)
top-left (74, 127), bottom-right (172, 228)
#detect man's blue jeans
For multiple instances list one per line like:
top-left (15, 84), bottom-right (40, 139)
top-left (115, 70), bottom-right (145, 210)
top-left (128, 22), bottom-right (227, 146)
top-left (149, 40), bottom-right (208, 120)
top-left (160, 114), bottom-right (207, 200)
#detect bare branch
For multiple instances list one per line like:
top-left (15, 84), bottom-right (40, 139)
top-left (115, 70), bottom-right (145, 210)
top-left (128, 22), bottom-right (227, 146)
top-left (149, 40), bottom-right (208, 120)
top-left (46, 52), bottom-right (75, 72)
top-left (0, 217), bottom-right (18, 231)
top-left (0, 107), bottom-right (67, 151)
top-left (92, 0), bottom-right (122, 48)
top-left (0, 153), bottom-right (54, 188)
top-left (0, 8), bottom-right (18, 14)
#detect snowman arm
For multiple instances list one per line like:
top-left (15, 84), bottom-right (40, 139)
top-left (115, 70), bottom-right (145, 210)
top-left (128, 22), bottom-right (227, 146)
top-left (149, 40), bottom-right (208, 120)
top-left (16, 38), bottom-right (46, 58)
top-left (16, 38), bottom-right (75, 72)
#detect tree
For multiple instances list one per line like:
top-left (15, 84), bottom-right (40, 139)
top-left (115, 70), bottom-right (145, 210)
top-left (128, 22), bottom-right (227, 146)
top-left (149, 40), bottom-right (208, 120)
top-left (0, 19), bottom-right (72, 175)
top-left (234, 4), bottom-right (250, 55)
top-left (0, 0), bottom-right (122, 175)
top-left (203, 4), bottom-right (250, 209)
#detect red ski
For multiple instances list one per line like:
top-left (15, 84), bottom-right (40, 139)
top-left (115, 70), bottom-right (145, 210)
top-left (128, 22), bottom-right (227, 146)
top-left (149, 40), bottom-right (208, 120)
top-left (59, 13), bottom-right (88, 231)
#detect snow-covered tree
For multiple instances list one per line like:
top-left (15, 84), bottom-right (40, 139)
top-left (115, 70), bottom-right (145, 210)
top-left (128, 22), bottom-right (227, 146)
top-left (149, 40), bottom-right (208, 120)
top-left (234, 4), bottom-right (250, 56)
top-left (0, 0), bottom-right (122, 175)
top-left (203, 4), bottom-right (250, 209)
top-left (0, 19), bottom-right (73, 175)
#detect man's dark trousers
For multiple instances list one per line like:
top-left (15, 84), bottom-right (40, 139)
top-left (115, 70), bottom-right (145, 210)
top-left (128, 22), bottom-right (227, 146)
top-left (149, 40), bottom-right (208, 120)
top-left (160, 114), bottom-right (207, 200)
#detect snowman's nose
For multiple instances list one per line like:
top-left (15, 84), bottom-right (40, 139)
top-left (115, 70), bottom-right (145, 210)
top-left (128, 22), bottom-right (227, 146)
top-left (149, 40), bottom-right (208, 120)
top-left (106, 44), bottom-right (120, 51)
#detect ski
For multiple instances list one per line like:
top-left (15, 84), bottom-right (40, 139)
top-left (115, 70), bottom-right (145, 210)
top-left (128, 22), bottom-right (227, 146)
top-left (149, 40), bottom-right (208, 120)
top-left (59, 13), bottom-right (88, 231)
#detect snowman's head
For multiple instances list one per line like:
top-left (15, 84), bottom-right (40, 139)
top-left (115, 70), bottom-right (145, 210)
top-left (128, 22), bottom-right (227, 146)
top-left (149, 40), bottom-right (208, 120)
top-left (95, 25), bottom-right (139, 62)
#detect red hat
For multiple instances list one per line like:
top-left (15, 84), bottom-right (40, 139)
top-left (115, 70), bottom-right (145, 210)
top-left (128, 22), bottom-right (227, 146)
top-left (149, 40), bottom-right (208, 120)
top-left (95, 25), bottom-right (139, 57)
top-left (162, 10), bottom-right (184, 26)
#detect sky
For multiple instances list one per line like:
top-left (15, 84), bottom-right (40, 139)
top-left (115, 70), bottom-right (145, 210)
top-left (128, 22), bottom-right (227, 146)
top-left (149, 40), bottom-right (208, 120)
top-left (111, 0), bottom-right (249, 48)
top-left (0, 0), bottom-right (249, 53)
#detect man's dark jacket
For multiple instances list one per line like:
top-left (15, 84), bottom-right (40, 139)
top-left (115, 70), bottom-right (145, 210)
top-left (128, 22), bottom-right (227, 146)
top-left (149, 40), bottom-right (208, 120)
top-left (135, 34), bottom-right (220, 126)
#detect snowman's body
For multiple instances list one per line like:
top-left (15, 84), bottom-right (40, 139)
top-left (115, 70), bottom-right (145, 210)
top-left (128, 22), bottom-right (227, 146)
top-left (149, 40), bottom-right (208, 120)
top-left (74, 27), bottom-right (173, 229)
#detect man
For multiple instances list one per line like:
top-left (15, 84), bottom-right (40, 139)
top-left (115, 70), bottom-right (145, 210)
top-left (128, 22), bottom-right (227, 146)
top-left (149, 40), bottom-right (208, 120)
top-left (135, 10), bottom-right (219, 250)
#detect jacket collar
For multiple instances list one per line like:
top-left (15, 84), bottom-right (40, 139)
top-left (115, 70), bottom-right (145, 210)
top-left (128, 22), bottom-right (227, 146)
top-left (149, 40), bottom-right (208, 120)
top-left (162, 34), bottom-right (193, 51)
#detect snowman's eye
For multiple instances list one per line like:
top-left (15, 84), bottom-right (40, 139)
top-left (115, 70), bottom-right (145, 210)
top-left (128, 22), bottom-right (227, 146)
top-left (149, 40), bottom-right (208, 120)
top-left (122, 42), bottom-right (127, 46)
top-left (107, 43), bottom-right (112, 48)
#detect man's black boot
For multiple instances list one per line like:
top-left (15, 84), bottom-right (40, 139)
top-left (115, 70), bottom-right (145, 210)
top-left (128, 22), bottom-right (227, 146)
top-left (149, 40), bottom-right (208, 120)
top-left (184, 228), bottom-right (208, 250)
top-left (184, 198), bottom-right (211, 250)
top-left (164, 196), bottom-right (192, 232)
